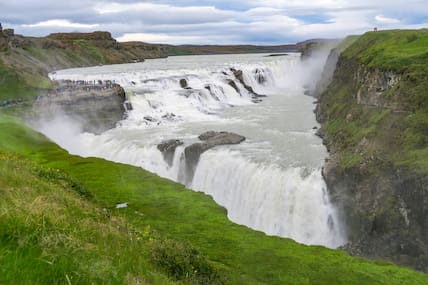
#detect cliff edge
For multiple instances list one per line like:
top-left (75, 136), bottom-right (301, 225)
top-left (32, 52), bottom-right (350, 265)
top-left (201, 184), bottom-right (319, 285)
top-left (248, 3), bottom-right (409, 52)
top-left (316, 29), bottom-right (428, 272)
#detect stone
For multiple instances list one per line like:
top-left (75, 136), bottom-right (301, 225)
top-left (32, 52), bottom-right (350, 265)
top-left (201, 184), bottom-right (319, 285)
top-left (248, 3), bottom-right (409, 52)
top-left (179, 78), bottom-right (190, 89)
top-left (230, 68), bottom-right (266, 102)
top-left (157, 139), bottom-right (184, 166)
top-left (183, 131), bottom-right (245, 184)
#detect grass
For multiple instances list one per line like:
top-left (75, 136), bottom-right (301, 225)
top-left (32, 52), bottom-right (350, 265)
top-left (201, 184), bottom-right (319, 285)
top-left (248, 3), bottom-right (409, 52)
top-left (0, 114), bottom-right (427, 284)
top-left (342, 29), bottom-right (428, 74)
top-left (0, 61), bottom-right (35, 102)
top-left (320, 29), bottom-right (428, 173)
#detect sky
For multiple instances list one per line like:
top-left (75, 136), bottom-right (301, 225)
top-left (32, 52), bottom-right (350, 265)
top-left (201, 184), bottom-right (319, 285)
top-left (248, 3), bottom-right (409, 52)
top-left (1, 0), bottom-right (427, 45)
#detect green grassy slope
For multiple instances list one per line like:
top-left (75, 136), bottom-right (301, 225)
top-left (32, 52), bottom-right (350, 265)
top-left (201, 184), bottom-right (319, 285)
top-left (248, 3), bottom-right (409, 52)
top-left (0, 115), bottom-right (427, 284)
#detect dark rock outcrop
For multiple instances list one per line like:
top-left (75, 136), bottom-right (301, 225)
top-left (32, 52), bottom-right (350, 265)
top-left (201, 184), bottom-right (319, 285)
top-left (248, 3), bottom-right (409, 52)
top-left (32, 81), bottom-right (127, 134)
top-left (179, 78), bottom-right (191, 89)
top-left (230, 68), bottom-right (266, 103)
top-left (316, 37), bottom-right (428, 272)
top-left (184, 131), bottom-right (245, 184)
top-left (157, 139), bottom-right (184, 166)
top-left (254, 68), bottom-right (266, 84)
top-left (204, 85), bottom-right (221, 101)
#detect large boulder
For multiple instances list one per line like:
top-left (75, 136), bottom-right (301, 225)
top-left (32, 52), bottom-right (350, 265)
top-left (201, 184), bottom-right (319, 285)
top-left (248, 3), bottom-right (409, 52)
top-left (157, 139), bottom-right (184, 166)
top-left (183, 131), bottom-right (245, 184)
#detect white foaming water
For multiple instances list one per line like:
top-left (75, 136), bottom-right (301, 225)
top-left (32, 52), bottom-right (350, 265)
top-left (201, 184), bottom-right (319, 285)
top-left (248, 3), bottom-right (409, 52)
top-left (43, 53), bottom-right (346, 248)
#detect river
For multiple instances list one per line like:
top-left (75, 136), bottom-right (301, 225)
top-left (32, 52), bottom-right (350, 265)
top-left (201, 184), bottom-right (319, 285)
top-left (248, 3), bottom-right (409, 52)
top-left (43, 52), bottom-right (346, 248)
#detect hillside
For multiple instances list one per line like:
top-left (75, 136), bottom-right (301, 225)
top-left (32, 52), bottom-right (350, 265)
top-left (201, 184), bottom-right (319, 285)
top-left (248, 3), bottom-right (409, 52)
top-left (0, 30), bottom-right (167, 103)
top-left (1, 115), bottom-right (427, 284)
top-left (316, 29), bottom-right (428, 272)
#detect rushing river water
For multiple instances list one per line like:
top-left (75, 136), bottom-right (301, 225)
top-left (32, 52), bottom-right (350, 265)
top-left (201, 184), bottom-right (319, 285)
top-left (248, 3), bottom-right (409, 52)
top-left (43, 53), bottom-right (346, 248)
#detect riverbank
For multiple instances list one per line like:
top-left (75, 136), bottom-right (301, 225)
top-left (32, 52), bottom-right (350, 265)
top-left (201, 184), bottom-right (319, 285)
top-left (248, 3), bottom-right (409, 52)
top-left (316, 29), bottom-right (428, 272)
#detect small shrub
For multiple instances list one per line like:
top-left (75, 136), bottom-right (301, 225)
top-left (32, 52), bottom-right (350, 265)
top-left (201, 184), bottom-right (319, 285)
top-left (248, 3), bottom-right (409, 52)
top-left (150, 239), bottom-right (224, 284)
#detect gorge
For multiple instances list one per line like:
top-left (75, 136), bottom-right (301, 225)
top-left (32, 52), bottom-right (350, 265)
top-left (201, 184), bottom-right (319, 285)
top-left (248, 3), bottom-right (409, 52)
top-left (39, 52), bottom-right (346, 249)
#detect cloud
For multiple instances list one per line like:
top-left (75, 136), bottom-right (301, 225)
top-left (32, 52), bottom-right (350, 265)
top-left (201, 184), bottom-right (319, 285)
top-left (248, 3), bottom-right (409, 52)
top-left (375, 15), bottom-right (400, 24)
top-left (22, 19), bottom-right (100, 29)
top-left (117, 32), bottom-right (203, 44)
top-left (1, 0), bottom-right (427, 44)
top-left (94, 2), bottom-right (237, 25)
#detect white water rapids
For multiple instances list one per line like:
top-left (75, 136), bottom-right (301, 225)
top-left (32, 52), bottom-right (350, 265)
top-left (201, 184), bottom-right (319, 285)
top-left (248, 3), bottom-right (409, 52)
top-left (42, 53), bottom-right (346, 248)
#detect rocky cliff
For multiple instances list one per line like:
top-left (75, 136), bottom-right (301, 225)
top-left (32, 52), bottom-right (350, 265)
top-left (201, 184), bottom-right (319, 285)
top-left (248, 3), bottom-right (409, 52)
top-left (32, 80), bottom-right (127, 134)
top-left (316, 29), bottom-right (428, 272)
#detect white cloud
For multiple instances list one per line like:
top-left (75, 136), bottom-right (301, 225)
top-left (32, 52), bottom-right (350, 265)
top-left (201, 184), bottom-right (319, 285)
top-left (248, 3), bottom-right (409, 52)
top-left (94, 2), bottom-right (237, 24)
top-left (3, 0), bottom-right (428, 44)
top-left (22, 19), bottom-right (99, 29)
top-left (117, 32), bottom-right (202, 44)
top-left (375, 14), bottom-right (400, 24)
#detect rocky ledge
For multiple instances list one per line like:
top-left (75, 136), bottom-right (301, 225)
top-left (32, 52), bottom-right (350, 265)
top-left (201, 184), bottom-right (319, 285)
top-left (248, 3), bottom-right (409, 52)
top-left (158, 131), bottom-right (246, 184)
top-left (33, 80), bottom-right (129, 134)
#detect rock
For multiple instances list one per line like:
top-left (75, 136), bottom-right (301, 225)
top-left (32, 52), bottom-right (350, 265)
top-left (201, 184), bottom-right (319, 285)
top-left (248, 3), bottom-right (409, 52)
top-left (183, 131), bottom-right (245, 184)
top-left (32, 82), bottom-right (127, 134)
top-left (227, 80), bottom-right (240, 94)
top-left (124, 102), bottom-right (133, 111)
top-left (48, 31), bottom-right (114, 41)
top-left (204, 85), bottom-right (220, 101)
top-left (157, 139), bottom-right (184, 166)
top-left (143, 116), bottom-right (157, 122)
top-left (316, 52), bottom-right (428, 272)
top-left (3, 29), bottom-right (14, 37)
top-left (179, 78), bottom-right (191, 89)
top-left (230, 68), bottom-right (267, 103)
top-left (161, 113), bottom-right (178, 121)
top-left (254, 68), bottom-right (266, 84)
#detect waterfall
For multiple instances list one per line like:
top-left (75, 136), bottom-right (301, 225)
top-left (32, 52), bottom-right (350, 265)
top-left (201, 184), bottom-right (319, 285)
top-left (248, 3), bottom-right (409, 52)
top-left (43, 53), bottom-right (346, 248)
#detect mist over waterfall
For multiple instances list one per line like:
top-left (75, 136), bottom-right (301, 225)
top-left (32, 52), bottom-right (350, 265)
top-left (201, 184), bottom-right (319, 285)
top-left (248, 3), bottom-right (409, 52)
top-left (42, 52), bottom-right (346, 248)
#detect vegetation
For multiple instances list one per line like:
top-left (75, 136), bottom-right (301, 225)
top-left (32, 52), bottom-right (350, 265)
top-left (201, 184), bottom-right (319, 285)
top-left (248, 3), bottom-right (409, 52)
top-left (0, 61), bottom-right (35, 102)
top-left (320, 29), bottom-right (428, 173)
top-left (342, 29), bottom-right (428, 73)
top-left (75, 40), bottom-right (105, 62)
top-left (0, 114), bottom-right (427, 284)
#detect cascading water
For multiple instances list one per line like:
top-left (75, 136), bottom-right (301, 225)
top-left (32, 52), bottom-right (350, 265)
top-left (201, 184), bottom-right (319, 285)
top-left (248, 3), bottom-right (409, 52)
top-left (43, 53), bottom-right (346, 248)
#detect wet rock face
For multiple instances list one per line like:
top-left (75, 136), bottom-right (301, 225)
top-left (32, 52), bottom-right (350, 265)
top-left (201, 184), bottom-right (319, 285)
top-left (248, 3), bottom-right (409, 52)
top-left (354, 66), bottom-right (401, 110)
top-left (254, 68), bottom-right (266, 84)
top-left (183, 131), bottom-right (245, 184)
top-left (32, 82), bottom-right (127, 134)
top-left (179, 78), bottom-right (191, 89)
top-left (230, 68), bottom-right (266, 103)
top-left (316, 54), bottom-right (428, 272)
top-left (157, 139), bottom-right (184, 166)
top-left (157, 131), bottom-right (246, 185)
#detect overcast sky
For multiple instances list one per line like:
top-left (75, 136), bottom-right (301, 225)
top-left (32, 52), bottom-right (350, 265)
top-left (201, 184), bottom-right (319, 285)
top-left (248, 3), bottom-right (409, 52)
top-left (1, 0), bottom-right (427, 45)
